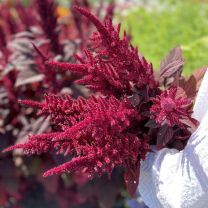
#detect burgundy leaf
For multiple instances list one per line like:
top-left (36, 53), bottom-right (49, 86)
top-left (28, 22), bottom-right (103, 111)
top-left (128, 93), bottom-right (141, 107)
top-left (124, 162), bottom-right (140, 197)
top-left (160, 46), bottom-right (184, 80)
top-left (157, 125), bottom-right (173, 150)
top-left (145, 120), bottom-right (160, 129)
top-left (179, 67), bottom-right (207, 99)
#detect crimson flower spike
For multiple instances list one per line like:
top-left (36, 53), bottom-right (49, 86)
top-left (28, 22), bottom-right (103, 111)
top-left (73, 6), bottom-right (112, 41)
top-left (43, 156), bottom-right (94, 177)
top-left (45, 60), bottom-right (88, 74)
top-left (18, 99), bottom-right (44, 109)
top-left (32, 43), bottom-right (48, 62)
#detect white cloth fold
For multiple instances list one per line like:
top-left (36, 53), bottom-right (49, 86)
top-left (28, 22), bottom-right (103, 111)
top-left (138, 69), bottom-right (208, 208)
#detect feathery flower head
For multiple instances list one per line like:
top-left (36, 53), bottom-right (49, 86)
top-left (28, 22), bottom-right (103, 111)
top-left (150, 87), bottom-right (193, 128)
top-left (46, 6), bottom-right (157, 97)
top-left (4, 94), bottom-right (146, 196)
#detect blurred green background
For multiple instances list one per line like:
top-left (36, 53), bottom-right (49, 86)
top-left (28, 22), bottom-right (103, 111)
top-left (119, 0), bottom-right (208, 75)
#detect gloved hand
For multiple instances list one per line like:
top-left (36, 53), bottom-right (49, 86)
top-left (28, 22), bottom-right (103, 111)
top-left (138, 69), bottom-right (208, 208)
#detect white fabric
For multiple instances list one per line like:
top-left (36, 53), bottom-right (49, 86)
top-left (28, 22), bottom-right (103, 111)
top-left (192, 68), bottom-right (208, 121)
top-left (138, 69), bottom-right (208, 208)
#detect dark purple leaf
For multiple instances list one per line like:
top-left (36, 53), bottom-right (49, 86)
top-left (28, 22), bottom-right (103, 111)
top-left (157, 125), bottom-right (173, 150)
top-left (145, 120), bottom-right (160, 128)
top-left (180, 117), bottom-right (198, 133)
top-left (171, 140), bottom-right (184, 151)
top-left (179, 67), bottom-right (207, 99)
top-left (124, 163), bottom-right (140, 197)
top-left (160, 46), bottom-right (184, 80)
top-left (128, 93), bottom-right (141, 107)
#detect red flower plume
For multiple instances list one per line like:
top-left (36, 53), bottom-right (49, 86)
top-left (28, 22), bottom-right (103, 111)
top-left (4, 94), bottom-right (149, 196)
top-left (150, 87), bottom-right (194, 128)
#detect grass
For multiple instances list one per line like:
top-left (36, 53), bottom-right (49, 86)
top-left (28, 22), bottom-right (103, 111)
top-left (119, 1), bottom-right (208, 75)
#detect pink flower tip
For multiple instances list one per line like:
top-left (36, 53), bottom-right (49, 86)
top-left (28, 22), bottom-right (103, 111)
top-left (2, 144), bottom-right (25, 153)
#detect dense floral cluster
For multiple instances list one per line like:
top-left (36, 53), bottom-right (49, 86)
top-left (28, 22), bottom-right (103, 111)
top-left (47, 6), bottom-right (156, 96)
top-left (4, 94), bottom-right (146, 196)
top-left (2, 1), bottom-right (202, 202)
top-left (150, 87), bottom-right (194, 128)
